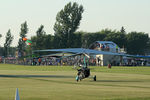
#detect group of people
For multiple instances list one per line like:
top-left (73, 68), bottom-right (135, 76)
top-left (29, 56), bottom-right (97, 66)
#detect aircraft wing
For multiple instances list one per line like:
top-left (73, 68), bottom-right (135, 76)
top-left (34, 48), bottom-right (125, 56)
top-left (40, 52), bottom-right (79, 58)
top-left (125, 54), bottom-right (150, 58)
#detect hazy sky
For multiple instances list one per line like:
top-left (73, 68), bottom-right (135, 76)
top-left (0, 0), bottom-right (150, 47)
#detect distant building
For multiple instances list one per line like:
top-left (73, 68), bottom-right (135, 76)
top-left (89, 41), bottom-right (123, 66)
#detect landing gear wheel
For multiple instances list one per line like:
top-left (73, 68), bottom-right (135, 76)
top-left (93, 75), bottom-right (96, 81)
top-left (76, 76), bottom-right (79, 82)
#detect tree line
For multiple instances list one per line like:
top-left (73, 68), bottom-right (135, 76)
top-left (0, 2), bottom-right (150, 57)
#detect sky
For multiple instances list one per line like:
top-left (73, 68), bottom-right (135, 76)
top-left (0, 0), bottom-right (150, 47)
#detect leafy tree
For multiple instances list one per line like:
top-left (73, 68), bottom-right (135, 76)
top-left (53, 35), bottom-right (63, 48)
top-left (0, 34), bottom-right (2, 47)
top-left (100, 28), bottom-right (114, 35)
top-left (35, 25), bottom-right (46, 49)
top-left (4, 29), bottom-right (13, 57)
top-left (120, 26), bottom-right (126, 34)
top-left (81, 33), bottom-right (91, 48)
top-left (0, 47), bottom-right (4, 56)
top-left (104, 31), bottom-right (127, 48)
top-left (81, 29), bottom-right (114, 48)
top-left (73, 31), bottom-right (84, 48)
top-left (36, 25), bottom-right (45, 36)
top-left (53, 2), bottom-right (84, 48)
top-left (17, 21), bottom-right (28, 57)
top-left (146, 38), bottom-right (150, 54)
top-left (31, 25), bottom-right (54, 50)
top-left (126, 32), bottom-right (149, 55)
top-left (83, 32), bottom-right (107, 48)
top-left (43, 35), bottom-right (54, 49)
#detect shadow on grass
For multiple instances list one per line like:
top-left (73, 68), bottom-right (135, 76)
top-left (0, 74), bottom-right (74, 78)
top-left (32, 78), bottom-right (150, 89)
top-left (1, 74), bottom-right (150, 89)
top-left (96, 80), bottom-right (142, 82)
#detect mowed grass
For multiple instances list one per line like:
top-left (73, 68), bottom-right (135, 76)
top-left (0, 64), bottom-right (150, 100)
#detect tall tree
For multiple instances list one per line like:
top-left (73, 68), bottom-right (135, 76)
top-left (31, 25), bottom-right (54, 50)
top-left (126, 32), bottom-right (149, 55)
top-left (17, 21), bottom-right (28, 57)
top-left (31, 25), bottom-right (46, 50)
top-left (104, 31), bottom-right (127, 48)
top-left (120, 26), bottom-right (126, 34)
top-left (0, 34), bottom-right (2, 47)
top-left (36, 25), bottom-right (45, 36)
top-left (82, 31), bottom-right (107, 48)
top-left (146, 38), bottom-right (150, 54)
top-left (0, 47), bottom-right (4, 56)
top-left (4, 29), bottom-right (13, 57)
top-left (53, 2), bottom-right (84, 48)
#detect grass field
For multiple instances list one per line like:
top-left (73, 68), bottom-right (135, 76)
top-left (0, 64), bottom-right (150, 100)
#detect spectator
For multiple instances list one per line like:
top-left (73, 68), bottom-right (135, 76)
top-left (38, 58), bottom-right (42, 65)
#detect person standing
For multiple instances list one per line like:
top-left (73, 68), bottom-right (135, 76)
top-left (116, 45), bottom-right (118, 52)
top-left (38, 58), bottom-right (42, 65)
